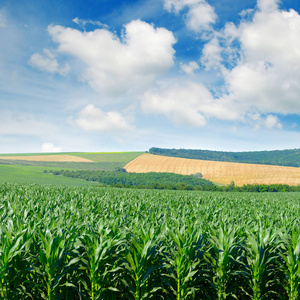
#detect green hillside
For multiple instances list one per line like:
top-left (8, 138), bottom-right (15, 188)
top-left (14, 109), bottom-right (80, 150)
top-left (0, 152), bottom-right (143, 170)
top-left (0, 152), bottom-right (144, 185)
top-left (149, 147), bottom-right (300, 167)
top-left (0, 164), bottom-right (96, 186)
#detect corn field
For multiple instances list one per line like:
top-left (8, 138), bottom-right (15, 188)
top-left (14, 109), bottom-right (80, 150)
top-left (1, 183), bottom-right (300, 299)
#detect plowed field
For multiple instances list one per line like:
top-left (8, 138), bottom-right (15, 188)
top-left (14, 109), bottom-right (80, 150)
top-left (124, 154), bottom-right (300, 186)
top-left (0, 155), bottom-right (94, 162)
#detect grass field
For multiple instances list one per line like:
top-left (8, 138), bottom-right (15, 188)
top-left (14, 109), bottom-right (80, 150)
top-left (0, 152), bottom-right (144, 185)
top-left (72, 151), bottom-right (144, 162)
top-left (0, 164), bottom-right (97, 186)
top-left (0, 152), bottom-right (143, 162)
top-left (0, 154), bottom-right (94, 162)
top-left (125, 153), bottom-right (300, 186)
top-left (2, 151), bottom-right (300, 186)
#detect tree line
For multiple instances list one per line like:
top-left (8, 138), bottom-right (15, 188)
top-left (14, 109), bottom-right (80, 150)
top-left (149, 147), bottom-right (300, 167)
top-left (45, 169), bottom-right (300, 192)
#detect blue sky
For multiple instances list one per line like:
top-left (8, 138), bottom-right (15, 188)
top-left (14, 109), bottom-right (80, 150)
top-left (1, 0), bottom-right (300, 153)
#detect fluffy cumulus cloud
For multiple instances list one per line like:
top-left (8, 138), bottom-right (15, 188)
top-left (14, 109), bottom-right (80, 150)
top-left (153, 0), bottom-right (300, 129)
top-left (163, 0), bottom-right (217, 32)
top-left (75, 104), bottom-right (133, 132)
top-left (46, 20), bottom-right (176, 95)
top-left (248, 113), bottom-right (282, 129)
top-left (23, 0), bottom-right (300, 137)
top-left (264, 115), bottom-right (282, 129)
top-left (142, 81), bottom-right (241, 127)
top-left (200, 37), bottom-right (222, 70)
top-left (41, 143), bottom-right (63, 152)
top-left (257, 0), bottom-right (280, 12)
top-left (180, 61), bottom-right (199, 74)
top-left (222, 2), bottom-right (300, 115)
top-left (29, 49), bottom-right (70, 75)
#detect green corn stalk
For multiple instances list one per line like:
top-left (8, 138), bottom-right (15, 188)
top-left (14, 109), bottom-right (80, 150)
top-left (243, 226), bottom-right (282, 300)
top-left (162, 223), bottom-right (207, 300)
top-left (281, 229), bottom-right (300, 300)
top-left (208, 223), bottom-right (241, 300)
top-left (77, 225), bottom-right (123, 300)
top-left (33, 227), bottom-right (77, 300)
top-left (0, 219), bottom-right (30, 300)
top-left (122, 224), bottom-right (163, 300)
top-left (1, 182), bottom-right (300, 299)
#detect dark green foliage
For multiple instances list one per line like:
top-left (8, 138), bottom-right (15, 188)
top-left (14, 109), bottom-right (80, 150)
top-left (149, 147), bottom-right (300, 167)
top-left (45, 169), bottom-right (214, 190)
top-left (46, 169), bottom-right (300, 192)
top-left (192, 172), bottom-right (203, 178)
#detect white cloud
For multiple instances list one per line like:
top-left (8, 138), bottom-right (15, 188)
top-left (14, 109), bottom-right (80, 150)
top-left (180, 61), bottom-right (199, 74)
top-left (75, 104), bottom-right (134, 132)
top-left (72, 17), bottom-right (108, 28)
top-left (142, 81), bottom-right (241, 127)
top-left (41, 143), bottom-right (63, 152)
top-left (257, 0), bottom-right (280, 12)
top-left (201, 37), bottom-right (222, 70)
top-left (164, 0), bottom-right (217, 32)
top-left (265, 114), bottom-right (282, 129)
top-left (47, 19), bottom-right (176, 96)
top-left (248, 113), bottom-right (282, 130)
top-left (29, 49), bottom-right (70, 75)
top-left (196, 1), bottom-right (300, 126)
top-left (228, 7), bottom-right (300, 114)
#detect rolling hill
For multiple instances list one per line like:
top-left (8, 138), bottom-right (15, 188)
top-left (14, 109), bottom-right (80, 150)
top-left (149, 147), bottom-right (300, 167)
top-left (0, 152), bottom-right (143, 185)
top-left (1, 149), bottom-right (300, 187)
top-left (124, 153), bottom-right (300, 186)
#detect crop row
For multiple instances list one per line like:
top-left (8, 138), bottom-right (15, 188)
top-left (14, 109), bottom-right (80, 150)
top-left (1, 183), bottom-right (300, 299)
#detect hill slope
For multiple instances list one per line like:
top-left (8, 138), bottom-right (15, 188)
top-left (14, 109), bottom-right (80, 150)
top-left (0, 152), bottom-right (143, 171)
top-left (0, 152), bottom-right (144, 185)
top-left (149, 147), bottom-right (300, 167)
top-left (124, 154), bottom-right (300, 186)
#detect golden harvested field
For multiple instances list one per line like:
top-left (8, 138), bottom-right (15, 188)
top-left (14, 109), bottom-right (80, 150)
top-left (0, 155), bottom-right (94, 163)
top-left (124, 153), bottom-right (300, 186)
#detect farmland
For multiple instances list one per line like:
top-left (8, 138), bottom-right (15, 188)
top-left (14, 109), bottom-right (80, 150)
top-left (1, 150), bottom-right (300, 187)
top-left (125, 153), bottom-right (300, 186)
top-left (1, 183), bottom-right (300, 299)
top-left (0, 154), bottom-right (94, 162)
top-left (0, 152), bottom-right (143, 185)
top-left (0, 165), bottom-right (97, 186)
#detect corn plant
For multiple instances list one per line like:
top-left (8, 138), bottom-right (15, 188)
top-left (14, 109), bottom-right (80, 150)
top-left (0, 220), bottom-right (29, 299)
top-left (208, 223), bottom-right (242, 299)
top-left (77, 224), bottom-right (123, 300)
top-left (162, 222), bottom-right (209, 300)
top-left (1, 183), bottom-right (300, 299)
top-left (32, 227), bottom-right (78, 300)
top-left (243, 225), bottom-right (283, 300)
top-left (281, 228), bottom-right (300, 300)
top-left (122, 224), bottom-right (164, 299)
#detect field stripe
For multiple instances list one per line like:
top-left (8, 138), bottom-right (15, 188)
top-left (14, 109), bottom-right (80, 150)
top-left (124, 153), bottom-right (300, 186)
top-left (0, 155), bottom-right (94, 162)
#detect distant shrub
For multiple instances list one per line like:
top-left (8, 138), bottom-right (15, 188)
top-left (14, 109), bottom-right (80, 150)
top-left (192, 172), bottom-right (203, 178)
top-left (115, 167), bottom-right (127, 172)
